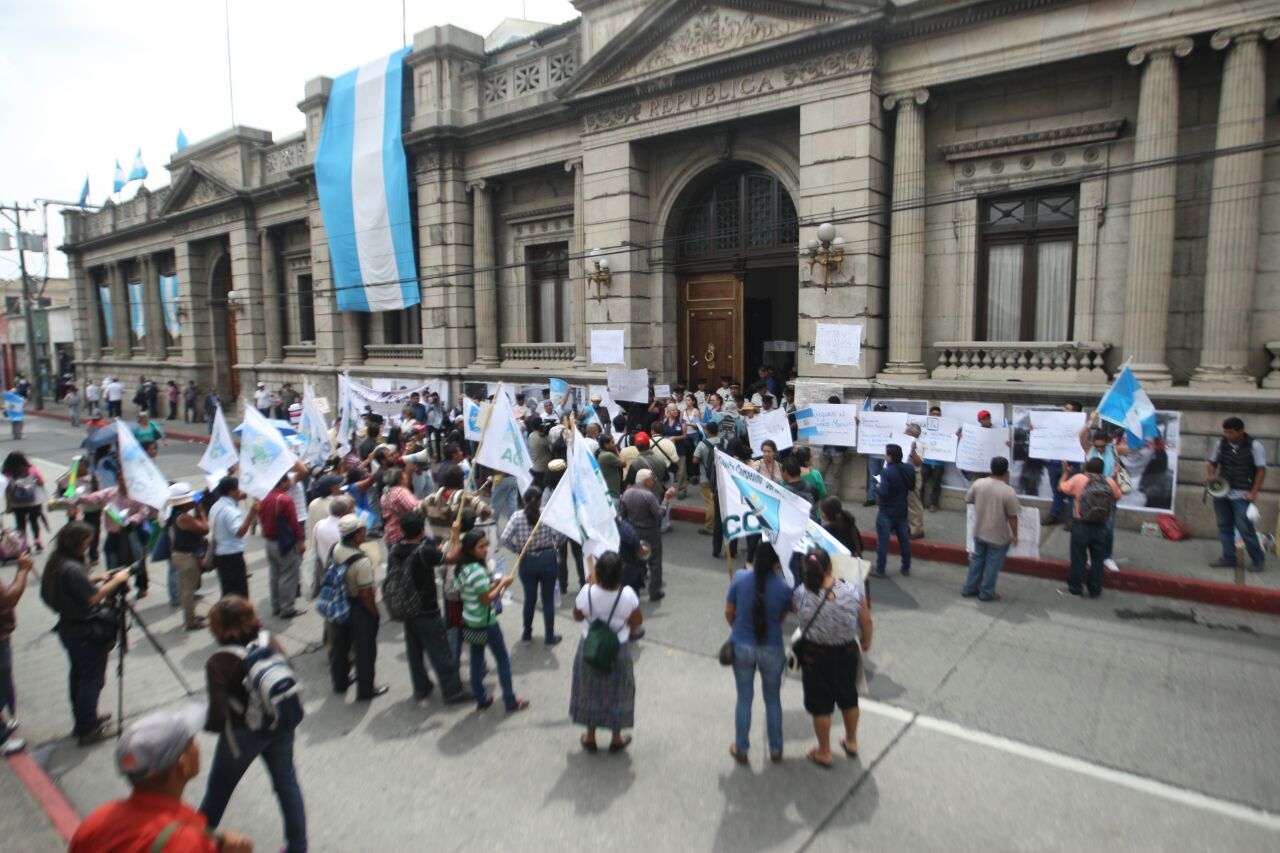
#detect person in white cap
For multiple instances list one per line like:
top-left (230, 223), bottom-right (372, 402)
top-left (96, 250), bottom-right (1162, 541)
top-left (253, 382), bottom-right (271, 417)
top-left (327, 514), bottom-right (388, 700)
top-left (69, 705), bottom-right (253, 852)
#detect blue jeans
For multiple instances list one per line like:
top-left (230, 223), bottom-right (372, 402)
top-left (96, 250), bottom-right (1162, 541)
top-left (732, 643), bottom-right (785, 756)
top-left (866, 457), bottom-right (885, 503)
top-left (519, 548), bottom-right (558, 639)
top-left (469, 623), bottom-right (517, 709)
top-left (963, 538), bottom-right (1009, 600)
top-left (875, 512), bottom-right (911, 574)
top-left (1047, 462), bottom-right (1077, 520)
top-left (491, 476), bottom-right (519, 533)
top-left (1103, 504), bottom-right (1117, 561)
top-left (167, 559), bottom-right (179, 606)
top-left (201, 727), bottom-right (307, 853)
top-left (1213, 496), bottom-right (1265, 567)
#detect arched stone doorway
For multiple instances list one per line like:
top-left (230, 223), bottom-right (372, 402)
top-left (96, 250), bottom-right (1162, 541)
top-left (668, 163), bottom-right (799, 391)
top-left (207, 251), bottom-right (238, 401)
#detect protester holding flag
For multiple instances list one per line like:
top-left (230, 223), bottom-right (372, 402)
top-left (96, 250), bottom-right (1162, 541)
top-left (725, 541), bottom-right (791, 765)
top-left (209, 477), bottom-right (260, 599)
top-left (1077, 413), bottom-right (1132, 572)
top-left (501, 487), bottom-right (566, 646)
top-left (457, 530), bottom-right (528, 713)
top-left (260, 470), bottom-right (307, 620)
top-left (571, 552), bottom-right (641, 754)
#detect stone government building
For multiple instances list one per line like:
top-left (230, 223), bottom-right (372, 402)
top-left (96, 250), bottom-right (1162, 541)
top-left (61, 0), bottom-right (1280, 530)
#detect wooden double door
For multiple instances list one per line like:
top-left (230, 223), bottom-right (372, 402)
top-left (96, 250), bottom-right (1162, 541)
top-left (678, 274), bottom-right (744, 386)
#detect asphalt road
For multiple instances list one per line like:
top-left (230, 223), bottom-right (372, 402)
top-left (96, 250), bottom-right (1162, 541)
top-left (4, 419), bottom-right (1280, 852)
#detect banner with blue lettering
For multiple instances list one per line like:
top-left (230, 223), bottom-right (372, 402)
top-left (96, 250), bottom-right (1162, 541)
top-left (315, 48), bottom-right (419, 313)
top-left (160, 274), bottom-right (181, 336)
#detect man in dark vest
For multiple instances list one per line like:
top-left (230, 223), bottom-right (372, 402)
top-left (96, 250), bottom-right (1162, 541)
top-left (1205, 417), bottom-right (1267, 572)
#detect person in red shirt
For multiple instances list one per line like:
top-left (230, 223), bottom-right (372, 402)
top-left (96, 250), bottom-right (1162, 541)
top-left (260, 470), bottom-right (307, 619)
top-left (70, 704), bottom-right (253, 852)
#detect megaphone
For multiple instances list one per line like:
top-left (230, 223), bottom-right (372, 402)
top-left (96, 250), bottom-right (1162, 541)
top-left (1205, 478), bottom-right (1230, 499)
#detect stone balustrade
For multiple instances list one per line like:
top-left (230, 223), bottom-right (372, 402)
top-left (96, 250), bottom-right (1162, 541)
top-left (931, 341), bottom-right (1111, 383)
top-left (262, 136), bottom-right (308, 182)
top-left (501, 342), bottom-right (576, 363)
top-left (363, 344), bottom-right (424, 363)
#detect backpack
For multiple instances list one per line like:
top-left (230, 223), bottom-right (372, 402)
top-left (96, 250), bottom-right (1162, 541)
top-left (315, 549), bottom-right (364, 625)
top-left (582, 587), bottom-right (625, 674)
top-left (10, 475), bottom-right (37, 506)
top-left (1079, 474), bottom-right (1116, 524)
top-left (1157, 514), bottom-right (1192, 541)
top-left (382, 543), bottom-right (424, 621)
top-left (226, 630), bottom-right (304, 733)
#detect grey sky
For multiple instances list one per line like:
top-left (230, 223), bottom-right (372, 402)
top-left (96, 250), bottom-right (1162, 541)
top-left (0, 0), bottom-right (578, 279)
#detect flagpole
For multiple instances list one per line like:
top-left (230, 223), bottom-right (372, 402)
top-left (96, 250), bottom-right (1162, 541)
top-left (455, 381), bottom-right (503, 528)
top-left (505, 515), bottom-right (544, 581)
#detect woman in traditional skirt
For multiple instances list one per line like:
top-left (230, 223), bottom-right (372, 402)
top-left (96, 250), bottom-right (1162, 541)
top-left (570, 552), bottom-right (643, 753)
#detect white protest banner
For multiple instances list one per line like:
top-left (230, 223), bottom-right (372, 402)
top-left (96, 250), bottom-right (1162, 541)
top-left (485, 383), bottom-right (515, 406)
top-left (298, 384), bottom-right (334, 466)
top-left (653, 384), bottom-right (672, 400)
top-left (463, 397), bottom-right (489, 442)
top-left (956, 424), bottom-right (1010, 473)
top-left (795, 404), bottom-right (857, 447)
top-left (607, 367), bottom-right (649, 403)
top-left (747, 408), bottom-right (794, 457)
top-left (370, 378), bottom-right (394, 392)
top-left (1028, 410), bottom-right (1086, 462)
top-left (916, 416), bottom-right (960, 463)
top-left (856, 411), bottom-right (909, 456)
top-left (475, 391), bottom-right (534, 492)
top-left (116, 419), bottom-right (171, 511)
top-left (966, 505), bottom-right (1040, 559)
top-left (199, 405), bottom-right (237, 476)
top-left (588, 384), bottom-right (622, 423)
top-left (793, 380), bottom-right (843, 409)
top-left (813, 322), bottom-right (862, 366)
top-left (236, 406), bottom-right (299, 500)
top-left (715, 448), bottom-right (811, 555)
top-left (590, 329), bottom-right (625, 365)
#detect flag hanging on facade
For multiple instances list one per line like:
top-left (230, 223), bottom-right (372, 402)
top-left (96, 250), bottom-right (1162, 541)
top-left (236, 405), bottom-right (299, 499)
top-left (160, 274), bottom-right (181, 336)
top-left (128, 148), bottom-right (148, 182)
top-left (1097, 365), bottom-right (1158, 448)
top-left (199, 405), bottom-right (237, 478)
top-left (176, 129), bottom-right (188, 151)
top-left (314, 47), bottom-right (419, 313)
top-left (113, 160), bottom-right (126, 193)
top-left (117, 419), bottom-right (171, 511)
top-left (78, 176), bottom-right (89, 207)
top-left (299, 384), bottom-right (334, 466)
top-left (475, 389), bottom-right (533, 492)
top-left (127, 282), bottom-right (145, 340)
top-left (98, 286), bottom-right (113, 341)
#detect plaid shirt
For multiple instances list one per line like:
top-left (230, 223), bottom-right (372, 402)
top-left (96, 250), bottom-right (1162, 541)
top-left (500, 511), bottom-right (564, 554)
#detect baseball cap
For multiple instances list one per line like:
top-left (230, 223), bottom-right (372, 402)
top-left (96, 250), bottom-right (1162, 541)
top-left (116, 704), bottom-right (205, 780)
top-left (977, 410), bottom-right (991, 421)
top-left (338, 513), bottom-right (362, 537)
top-left (314, 475), bottom-right (343, 495)
top-left (634, 432), bottom-right (651, 448)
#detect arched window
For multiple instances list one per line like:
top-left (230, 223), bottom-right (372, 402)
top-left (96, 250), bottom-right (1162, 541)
top-left (678, 170), bottom-right (797, 260)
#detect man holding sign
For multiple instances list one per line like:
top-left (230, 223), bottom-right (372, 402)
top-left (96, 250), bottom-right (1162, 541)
top-left (874, 444), bottom-right (916, 577)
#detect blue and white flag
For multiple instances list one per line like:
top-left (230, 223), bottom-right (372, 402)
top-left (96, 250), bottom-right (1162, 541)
top-left (160, 274), bottom-right (181, 336)
top-left (176, 129), bottom-right (189, 151)
top-left (463, 396), bottom-right (487, 442)
top-left (542, 436), bottom-right (619, 559)
top-left (117, 418), bottom-right (170, 511)
top-left (98, 286), bottom-right (113, 341)
top-left (549, 378), bottom-right (570, 413)
top-left (1097, 365), bottom-right (1158, 448)
top-left (299, 384), bottom-right (334, 466)
top-left (315, 48), bottom-right (419, 312)
top-left (78, 175), bottom-right (89, 207)
top-left (714, 448), bottom-right (811, 558)
top-left (199, 404), bottom-right (236, 478)
top-left (127, 282), bottom-right (145, 340)
top-left (475, 389), bottom-right (533, 492)
top-left (128, 148), bottom-right (147, 182)
top-left (112, 160), bottom-right (126, 193)
top-left (237, 405), bottom-right (299, 500)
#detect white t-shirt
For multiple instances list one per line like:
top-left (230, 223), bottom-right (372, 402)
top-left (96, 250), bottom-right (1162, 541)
top-left (85, 384), bottom-right (100, 401)
top-left (576, 584), bottom-right (640, 644)
top-left (254, 388), bottom-right (271, 409)
top-left (105, 381), bottom-right (124, 401)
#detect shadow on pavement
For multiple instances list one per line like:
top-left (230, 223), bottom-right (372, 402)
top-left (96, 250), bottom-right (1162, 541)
top-left (544, 748), bottom-right (636, 814)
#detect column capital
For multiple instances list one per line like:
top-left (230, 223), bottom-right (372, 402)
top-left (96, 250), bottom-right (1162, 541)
top-left (564, 157), bottom-right (583, 173)
top-left (882, 88), bottom-right (929, 112)
top-left (1211, 19), bottom-right (1280, 50)
top-left (466, 179), bottom-right (491, 194)
top-left (1127, 37), bottom-right (1193, 66)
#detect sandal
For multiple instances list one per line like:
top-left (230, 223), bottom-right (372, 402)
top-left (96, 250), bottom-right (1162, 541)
top-left (608, 735), bottom-right (632, 753)
top-left (580, 734), bottom-right (598, 753)
top-left (505, 698), bottom-right (530, 713)
top-left (729, 744), bottom-right (748, 765)
top-left (841, 740), bottom-right (858, 758)
top-left (806, 748), bottom-right (833, 769)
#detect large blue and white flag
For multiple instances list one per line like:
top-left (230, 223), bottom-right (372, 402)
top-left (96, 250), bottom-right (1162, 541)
top-left (113, 160), bottom-right (126, 193)
top-left (117, 418), bottom-right (171, 511)
top-left (160, 274), bottom-right (181, 336)
top-left (127, 282), bottom-right (145, 340)
top-left (199, 404), bottom-right (236, 479)
top-left (542, 436), bottom-right (619, 558)
top-left (315, 48), bottom-right (419, 312)
top-left (299, 384), bottom-right (334, 466)
top-left (475, 388), bottom-right (533, 492)
top-left (128, 148), bottom-right (148, 182)
top-left (237, 404), bottom-right (299, 500)
top-left (98, 286), bottom-right (113, 341)
top-left (176, 129), bottom-right (189, 151)
top-left (1097, 365), bottom-right (1158, 448)
top-left (714, 448), bottom-right (811, 558)
top-left (78, 175), bottom-right (89, 207)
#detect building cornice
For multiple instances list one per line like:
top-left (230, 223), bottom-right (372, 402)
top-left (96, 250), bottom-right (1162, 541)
top-left (939, 119), bottom-right (1126, 161)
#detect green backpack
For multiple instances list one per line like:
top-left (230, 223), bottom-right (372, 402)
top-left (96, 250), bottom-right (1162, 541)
top-left (582, 588), bottom-right (624, 674)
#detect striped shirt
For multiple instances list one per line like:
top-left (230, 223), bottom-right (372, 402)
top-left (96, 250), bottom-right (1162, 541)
top-left (500, 512), bottom-right (565, 554)
top-left (458, 561), bottom-right (496, 628)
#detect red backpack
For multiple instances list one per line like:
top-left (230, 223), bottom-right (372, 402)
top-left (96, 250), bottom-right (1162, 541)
top-left (1157, 515), bottom-right (1192, 541)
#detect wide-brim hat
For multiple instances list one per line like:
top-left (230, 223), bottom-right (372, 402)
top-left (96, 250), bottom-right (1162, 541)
top-left (166, 481), bottom-right (196, 506)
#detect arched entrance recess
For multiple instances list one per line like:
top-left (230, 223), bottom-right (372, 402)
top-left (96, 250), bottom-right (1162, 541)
top-left (667, 162), bottom-right (799, 392)
top-left (207, 250), bottom-right (239, 401)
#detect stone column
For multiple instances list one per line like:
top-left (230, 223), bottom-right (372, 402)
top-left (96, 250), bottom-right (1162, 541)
top-left (110, 261), bottom-right (130, 359)
top-left (881, 89), bottom-right (929, 377)
top-left (1192, 22), bottom-right (1280, 387)
top-left (566, 158), bottom-right (587, 365)
top-left (342, 312), bottom-right (364, 365)
top-left (70, 255), bottom-right (101, 358)
top-left (260, 228), bottom-right (284, 362)
top-left (469, 180), bottom-right (499, 366)
top-left (142, 254), bottom-right (165, 359)
top-left (1121, 38), bottom-right (1192, 386)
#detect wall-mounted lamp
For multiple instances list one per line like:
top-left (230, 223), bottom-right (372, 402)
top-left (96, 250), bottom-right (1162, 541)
top-left (226, 289), bottom-right (243, 315)
top-left (800, 222), bottom-right (845, 290)
top-left (586, 248), bottom-right (612, 300)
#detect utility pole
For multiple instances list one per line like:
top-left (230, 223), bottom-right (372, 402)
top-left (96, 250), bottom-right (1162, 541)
top-left (2, 201), bottom-right (43, 409)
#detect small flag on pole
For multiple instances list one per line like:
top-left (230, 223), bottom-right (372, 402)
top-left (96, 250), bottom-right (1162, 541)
top-left (78, 175), bottom-right (89, 207)
top-left (128, 148), bottom-right (148, 182)
top-left (113, 160), bottom-right (126, 193)
top-left (176, 129), bottom-right (189, 151)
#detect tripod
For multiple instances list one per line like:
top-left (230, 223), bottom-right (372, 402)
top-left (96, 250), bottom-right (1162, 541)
top-left (112, 560), bottom-right (197, 739)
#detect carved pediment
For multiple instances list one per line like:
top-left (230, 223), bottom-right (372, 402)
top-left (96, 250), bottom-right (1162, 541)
top-left (563, 0), bottom-right (883, 99)
top-left (158, 164), bottom-right (241, 216)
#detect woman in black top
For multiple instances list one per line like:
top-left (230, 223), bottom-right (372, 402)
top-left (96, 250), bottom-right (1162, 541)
top-left (167, 485), bottom-right (209, 630)
top-left (41, 522), bottom-right (130, 745)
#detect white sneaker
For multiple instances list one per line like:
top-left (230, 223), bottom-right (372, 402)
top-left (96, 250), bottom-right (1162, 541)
top-left (1103, 558), bottom-right (1119, 572)
top-left (2, 737), bottom-right (25, 755)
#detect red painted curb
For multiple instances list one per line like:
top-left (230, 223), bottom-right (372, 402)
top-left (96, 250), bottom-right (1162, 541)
top-left (7, 752), bottom-right (81, 842)
top-left (30, 408), bottom-right (212, 444)
top-left (668, 505), bottom-right (1280, 615)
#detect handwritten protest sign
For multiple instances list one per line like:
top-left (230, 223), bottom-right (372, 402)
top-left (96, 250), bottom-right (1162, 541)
top-left (813, 322), bottom-right (861, 366)
top-left (793, 381), bottom-right (843, 409)
top-left (795, 404), bottom-right (857, 447)
top-left (747, 408), bottom-right (794, 457)
top-left (916, 415), bottom-right (960, 463)
top-left (607, 367), bottom-right (649, 403)
top-left (856, 411), bottom-right (910, 456)
top-left (956, 424), bottom-right (1010, 473)
top-left (590, 329), bottom-right (625, 365)
top-left (1028, 410), bottom-right (1086, 462)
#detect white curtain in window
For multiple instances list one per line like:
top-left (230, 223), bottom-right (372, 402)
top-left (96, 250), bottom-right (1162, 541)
top-left (1034, 240), bottom-right (1073, 341)
top-left (985, 244), bottom-right (1023, 340)
top-left (537, 280), bottom-right (558, 343)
